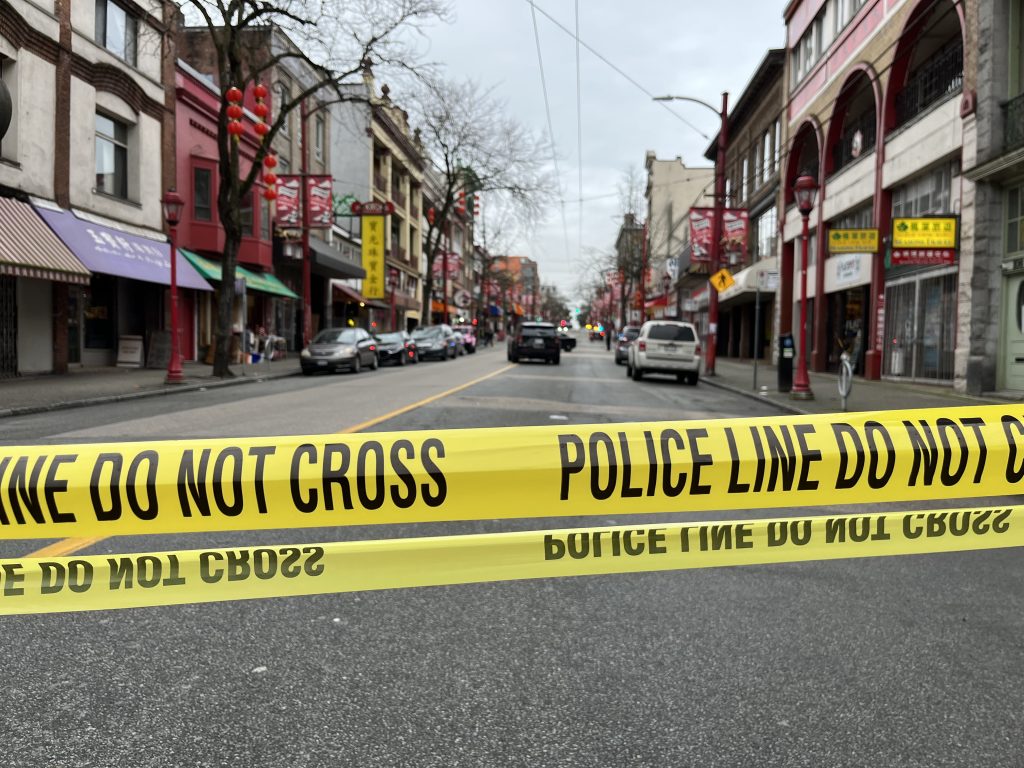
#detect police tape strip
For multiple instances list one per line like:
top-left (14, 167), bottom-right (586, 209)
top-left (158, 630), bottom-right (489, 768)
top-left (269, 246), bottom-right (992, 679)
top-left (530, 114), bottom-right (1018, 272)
top-left (4, 405), bottom-right (1024, 539)
top-left (1, 505), bottom-right (1020, 615)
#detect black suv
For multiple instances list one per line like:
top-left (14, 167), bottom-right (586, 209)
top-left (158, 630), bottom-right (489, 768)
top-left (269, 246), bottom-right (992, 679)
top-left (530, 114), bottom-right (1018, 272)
top-left (508, 321), bottom-right (561, 364)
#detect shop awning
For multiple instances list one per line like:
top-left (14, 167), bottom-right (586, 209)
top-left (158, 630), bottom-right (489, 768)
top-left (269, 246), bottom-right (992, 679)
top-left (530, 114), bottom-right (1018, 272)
top-left (180, 249), bottom-right (298, 299)
top-left (34, 205), bottom-right (212, 291)
top-left (334, 283), bottom-right (367, 304)
top-left (309, 237), bottom-right (366, 280)
top-left (0, 198), bottom-right (91, 284)
top-left (719, 256), bottom-right (779, 304)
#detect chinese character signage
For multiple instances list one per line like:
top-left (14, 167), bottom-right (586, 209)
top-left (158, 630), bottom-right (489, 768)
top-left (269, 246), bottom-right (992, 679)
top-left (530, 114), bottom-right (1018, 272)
top-left (891, 248), bottom-right (957, 266)
top-left (362, 216), bottom-right (386, 298)
top-left (689, 208), bottom-right (749, 262)
top-left (275, 176), bottom-right (302, 227)
top-left (307, 176), bottom-right (334, 228)
top-left (892, 217), bottom-right (958, 249)
top-left (828, 228), bottom-right (879, 254)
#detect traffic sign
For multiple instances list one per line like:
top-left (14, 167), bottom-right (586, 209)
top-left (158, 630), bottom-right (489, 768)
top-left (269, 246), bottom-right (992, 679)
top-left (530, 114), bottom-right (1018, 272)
top-left (710, 268), bottom-right (735, 292)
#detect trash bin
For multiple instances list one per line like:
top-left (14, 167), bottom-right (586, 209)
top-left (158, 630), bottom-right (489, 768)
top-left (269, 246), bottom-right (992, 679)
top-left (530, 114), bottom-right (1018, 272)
top-left (778, 334), bottom-right (794, 392)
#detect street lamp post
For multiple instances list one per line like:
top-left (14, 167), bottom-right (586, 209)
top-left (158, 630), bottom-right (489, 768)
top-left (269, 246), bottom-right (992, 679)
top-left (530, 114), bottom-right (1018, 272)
top-left (161, 189), bottom-right (186, 384)
top-left (653, 93), bottom-right (728, 375)
top-left (791, 174), bottom-right (819, 400)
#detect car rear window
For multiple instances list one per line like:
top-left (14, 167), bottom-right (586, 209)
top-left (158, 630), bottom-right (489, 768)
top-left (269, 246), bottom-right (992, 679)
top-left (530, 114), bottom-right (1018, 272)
top-left (624, 329), bottom-right (640, 341)
top-left (521, 326), bottom-right (555, 337)
top-left (648, 324), bottom-right (695, 342)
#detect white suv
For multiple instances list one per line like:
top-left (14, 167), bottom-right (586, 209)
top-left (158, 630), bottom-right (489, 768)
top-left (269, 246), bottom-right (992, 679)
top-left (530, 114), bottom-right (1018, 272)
top-left (627, 320), bottom-right (702, 384)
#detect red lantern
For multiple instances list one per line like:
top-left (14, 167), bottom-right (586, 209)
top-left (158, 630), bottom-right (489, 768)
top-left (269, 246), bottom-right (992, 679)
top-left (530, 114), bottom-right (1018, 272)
top-left (227, 121), bottom-right (245, 136)
top-left (253, 83), bottom-right (268, 99)
top-left (263, 172), bottom-right (277, 185)
top-left (225, 86), bottom-right (243, 103)
top-left (254, 122), bottom-right (269, 137)
top-left (263, 187), bottom-right (277, 201)
top-left (226, 104), bottom-right (243, 120)
top-left (253, 102), bottom-right (269, 119)
top-left (263, 154), bottom-right (277, 169)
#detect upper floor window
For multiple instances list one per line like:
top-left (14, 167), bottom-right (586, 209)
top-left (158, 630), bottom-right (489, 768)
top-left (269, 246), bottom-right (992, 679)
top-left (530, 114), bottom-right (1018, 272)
top-left (791, 10), bottom-right (826, 87)
top-left (1006, 184), bottom-right (1023, 255)
top-left (762, 131), bottom-right (772, 183)
top-left (314, 115), bottom-right (325, 160)
top-left (193, 167), bottom-right (212, 221)
top-left (240, 192), bottom-right (255, 236)
top-left (274, 79), bottom-right (291, 136)
top-left (95, 113), bottom-right (128, 199)
top-left (741, 157), bottom-right (749, 201)
top-left (833, 0), bottom-right (868, 36)
top-left (95, 0), bottom-right (137, 66)
top-left (892, 163), bottom-right (956, 218)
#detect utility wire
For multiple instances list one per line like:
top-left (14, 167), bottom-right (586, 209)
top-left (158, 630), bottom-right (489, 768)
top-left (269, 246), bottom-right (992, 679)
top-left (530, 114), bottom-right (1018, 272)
top-left (574, 0), bottom-right (584, 268)
top-left (529, 1), bottom-right (573, 271)
top-left (524, 0), bottom-right (709, 140)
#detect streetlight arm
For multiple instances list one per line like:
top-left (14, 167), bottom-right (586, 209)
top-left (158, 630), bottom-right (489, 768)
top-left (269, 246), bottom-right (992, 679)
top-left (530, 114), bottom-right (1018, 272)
top-left (652, 95), bottom-right (721, 117)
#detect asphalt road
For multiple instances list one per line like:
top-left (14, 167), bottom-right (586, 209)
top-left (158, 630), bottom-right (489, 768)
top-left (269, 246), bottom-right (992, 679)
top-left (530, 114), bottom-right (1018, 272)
top-left (1, 340), bottom-right (1022, 767)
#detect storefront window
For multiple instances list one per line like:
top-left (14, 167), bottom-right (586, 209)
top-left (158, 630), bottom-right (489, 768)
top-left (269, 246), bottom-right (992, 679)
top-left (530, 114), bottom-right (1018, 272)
top-left (754, 207), bottom-right (777, 261)
top-left (84, 276), bottom-right (116, 350)
top-left (1008, 184), bottom-right (1023, 254)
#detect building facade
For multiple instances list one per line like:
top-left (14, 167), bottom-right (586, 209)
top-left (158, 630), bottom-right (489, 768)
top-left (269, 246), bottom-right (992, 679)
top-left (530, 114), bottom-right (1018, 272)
top-left (782, 0), bottom-right (975, 385)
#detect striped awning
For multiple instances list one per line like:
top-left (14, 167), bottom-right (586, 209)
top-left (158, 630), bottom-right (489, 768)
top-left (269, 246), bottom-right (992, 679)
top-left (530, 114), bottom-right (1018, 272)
top-left (0, 198), bottom-right (91, 284)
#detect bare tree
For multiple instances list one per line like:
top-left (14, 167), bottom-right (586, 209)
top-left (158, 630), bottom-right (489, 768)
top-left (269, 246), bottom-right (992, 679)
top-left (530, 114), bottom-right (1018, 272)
top-left (178, 0), bottom-right (449, 377)
top-left (411, 77), bottom-right (554, 320)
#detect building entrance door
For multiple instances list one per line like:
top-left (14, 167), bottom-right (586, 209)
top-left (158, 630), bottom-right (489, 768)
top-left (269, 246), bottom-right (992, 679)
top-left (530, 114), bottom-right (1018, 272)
top-left (1002, 271), bottom-right (1024, 390)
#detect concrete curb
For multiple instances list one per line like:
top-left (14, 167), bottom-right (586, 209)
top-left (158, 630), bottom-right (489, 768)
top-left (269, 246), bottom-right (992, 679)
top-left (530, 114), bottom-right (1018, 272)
top-left (0, 368), bottom-right (300, 420)
top-left (699, 374), bottom-right (811, 416)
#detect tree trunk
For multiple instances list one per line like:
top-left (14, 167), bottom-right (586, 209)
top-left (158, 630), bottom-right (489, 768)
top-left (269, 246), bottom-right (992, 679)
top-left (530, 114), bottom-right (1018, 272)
top-left (212, 231), bottom-right (241, 378)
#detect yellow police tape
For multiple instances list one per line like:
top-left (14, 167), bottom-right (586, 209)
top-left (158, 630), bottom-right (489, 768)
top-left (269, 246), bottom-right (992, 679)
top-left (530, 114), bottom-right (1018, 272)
top-left (0, 505), bottom-right (1019, 614)
top-left (4, 405), bottom-right (1024, 539)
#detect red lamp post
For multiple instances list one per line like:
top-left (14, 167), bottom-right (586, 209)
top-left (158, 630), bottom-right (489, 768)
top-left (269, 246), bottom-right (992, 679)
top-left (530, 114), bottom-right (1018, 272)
top-left (791, 173), bottom-right (819, 400)
top-left (161, 189), bottom-right (186, 384)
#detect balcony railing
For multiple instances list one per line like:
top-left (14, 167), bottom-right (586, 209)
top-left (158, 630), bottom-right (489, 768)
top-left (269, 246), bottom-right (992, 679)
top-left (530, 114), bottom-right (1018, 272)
top-left (1006, 92), bottom-right (1024, 151)
top-left (374, 172), bottom-right (387, 192)
top-left (894, 44), bottom-right (963, 128)
top-left (393, 189), bottom-right (406, 209)
top-left (831, 111), bottom-right (877, 174)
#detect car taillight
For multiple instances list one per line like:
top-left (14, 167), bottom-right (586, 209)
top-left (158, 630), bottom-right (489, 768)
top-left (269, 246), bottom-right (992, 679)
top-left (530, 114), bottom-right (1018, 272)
top-left (695, 344), bottom-right (702, 356)
top-left (638, 340), bottom-right (646, 351)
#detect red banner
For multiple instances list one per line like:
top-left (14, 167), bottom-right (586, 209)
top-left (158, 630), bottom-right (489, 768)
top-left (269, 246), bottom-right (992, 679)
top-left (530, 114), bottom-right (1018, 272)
top-left (306, 176), bottom-right (334, 228)
top-left (688, 208), bottom-right (750, 262)
top-left (890, 248), bottom-right (956, 266)
top-left (275, 176), bottom-right (301, 227)
top-left (431, 252), bottom-right (461, 277)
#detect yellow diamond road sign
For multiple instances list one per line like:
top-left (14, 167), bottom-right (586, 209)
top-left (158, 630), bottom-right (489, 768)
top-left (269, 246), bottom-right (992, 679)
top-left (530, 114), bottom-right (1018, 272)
top-left (711, 268), bottom-right (735, 292)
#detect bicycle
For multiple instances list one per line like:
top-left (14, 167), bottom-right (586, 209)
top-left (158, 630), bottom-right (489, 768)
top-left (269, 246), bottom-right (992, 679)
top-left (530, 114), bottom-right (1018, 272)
top-left (838, 350), bottom-right (854, 411)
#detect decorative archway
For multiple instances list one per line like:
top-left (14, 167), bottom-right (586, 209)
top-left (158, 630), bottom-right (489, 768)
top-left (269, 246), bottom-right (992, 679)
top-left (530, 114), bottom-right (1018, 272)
top-left (825, 67), bottom-right (882, 176)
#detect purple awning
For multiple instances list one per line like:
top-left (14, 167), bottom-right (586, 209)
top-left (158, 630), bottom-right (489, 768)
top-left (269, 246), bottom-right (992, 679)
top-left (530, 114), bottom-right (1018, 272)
top-left (34, 206), bottom-right (212, 291)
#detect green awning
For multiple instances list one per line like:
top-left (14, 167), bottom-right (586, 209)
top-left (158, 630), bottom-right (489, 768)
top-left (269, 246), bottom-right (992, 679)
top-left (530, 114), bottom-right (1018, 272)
top-left (180, 248), bottom-right (298, 299)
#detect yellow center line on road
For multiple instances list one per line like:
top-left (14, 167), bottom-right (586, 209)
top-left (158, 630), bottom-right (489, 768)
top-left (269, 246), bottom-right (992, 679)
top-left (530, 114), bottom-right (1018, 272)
top-left (21, 362), bottom-right (516, 559)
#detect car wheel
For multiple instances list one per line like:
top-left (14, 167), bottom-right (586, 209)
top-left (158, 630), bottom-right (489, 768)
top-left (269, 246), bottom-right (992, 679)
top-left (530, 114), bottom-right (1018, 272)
top-left (352, 356), bottom-right (361, 374)
top-left (302, 369), bottom-right (314, 376)
top-left (399, 352), bottom-right (407, 366)
top-left (553, 354), bottom-right (561, 365)
top-left (626, 363), bottom-right (632, 377)
top-left (371, 354), bottom-right (379, 371)
top-left (689, 372), bottom-right (699, 385)
top-left (631, 364), bottom-right (643, 381)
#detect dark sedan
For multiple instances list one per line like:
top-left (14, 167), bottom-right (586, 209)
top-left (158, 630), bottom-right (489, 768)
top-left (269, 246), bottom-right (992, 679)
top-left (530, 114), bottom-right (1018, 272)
top-left (300, 327), bottom-right (379, 375)
top-left (412, 325), bottom-right (457, 360)
top-left (375, 331), bottom-right (418, 366)
top-left (614, 325), bottom-right (641, 364)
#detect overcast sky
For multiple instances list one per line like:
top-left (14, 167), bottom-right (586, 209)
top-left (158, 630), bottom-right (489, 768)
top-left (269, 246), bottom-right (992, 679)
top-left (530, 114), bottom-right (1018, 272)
top-left (410, 0), bottom-right (787, 300)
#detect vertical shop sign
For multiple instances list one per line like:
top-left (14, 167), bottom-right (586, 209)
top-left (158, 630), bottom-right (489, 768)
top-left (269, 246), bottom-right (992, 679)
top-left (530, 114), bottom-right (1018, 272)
top-left (362, 216), bottom-right (386, 298)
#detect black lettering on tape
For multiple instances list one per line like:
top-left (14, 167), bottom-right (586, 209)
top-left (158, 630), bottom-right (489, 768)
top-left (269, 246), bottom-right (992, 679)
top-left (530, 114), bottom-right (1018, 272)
top-left (178, 449), bottom-right (213, 517)
top-left (936, 418), bottom-right (969, 487)
top-left (43, 455), bottom-right (77, 524)
top-left (290, 444), bottom-right (318, 513)
top-left (322, 443), bottom-right (352, 511)
top-left (356, 442), bottom-right (386, 511)
top-left (763, 426), bottom-right (797, 492)
top-left (303, 546), bottom-right (325, 576)
top-left (864, 422), bottom-right (895, 489)
top-left (794, 425), bottom-right (820, 491)
top-left (200, 552), bottom-right (224, 583)
top-left (618, 432), bottom-right (643, 499)
top-left (212, 447), bottom-right (244, 517)
top-left (832, 424), bottom-right (864, 489)
top-left (248, 446), bottom-right (276, 515)
top-left (961, 418), bottom-right (987, 483)
top-left (6, 456), bottom-right (47, 526)
top-left (725, 428), bottom-right (749, 493)
top-left (688, 428), bottom-right (712, 495)
top-left (661, 429), bottom-right (686, 497)
top-left (643, 431), bottom-right (658, 496)
top-left (1, 562), bottom-right (25, 596)
top-left (588, 432), bottom-right (617, 501)
top-left (905, 420), bottom-right (940, 486)
top-left (1002, 416), bottom-right (1024, 482)
top-left (421, 439), bottom-right (446, 507)
top-left (544, 534), bottom-right (565, 560)
top-left (280, 547), bottom-right (302, 577)
top-left (558, 435), bottom-right (585, 501)
top-left (390, 440), bottom-right (417, 509)
top-left (125, 451), bottom-right (159, 521)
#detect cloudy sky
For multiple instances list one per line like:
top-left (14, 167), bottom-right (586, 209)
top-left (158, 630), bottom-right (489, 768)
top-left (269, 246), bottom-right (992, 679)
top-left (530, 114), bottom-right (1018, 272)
top-left (412, 0), bottom-right (787, 300)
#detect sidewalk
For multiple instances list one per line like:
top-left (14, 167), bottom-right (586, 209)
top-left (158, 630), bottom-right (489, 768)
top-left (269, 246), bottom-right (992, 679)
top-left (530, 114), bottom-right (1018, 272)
top-left (703, 357), bottom-right (1022, 415)
top-left (0, 359), bottom-right (298, 418)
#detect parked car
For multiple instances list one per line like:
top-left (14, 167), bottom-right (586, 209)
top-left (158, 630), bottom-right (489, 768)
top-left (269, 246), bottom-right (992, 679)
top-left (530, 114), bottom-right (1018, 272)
top-left (452, 325), bottom-right (477, 353)
top-left (557, 326), bottom-right (577, 351)
top-left (627, 320), bottom-right (701, 384)
top-left (375, 331), bottom-right (418, 366)
top-left (412, 324), bottom-right (458, 360)
top-left (614, 325), bottom-right (641, 364)
top-left (508, 321), bottom-right (560, 364)
top-left (300, 327), bottom-right (379, 375)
